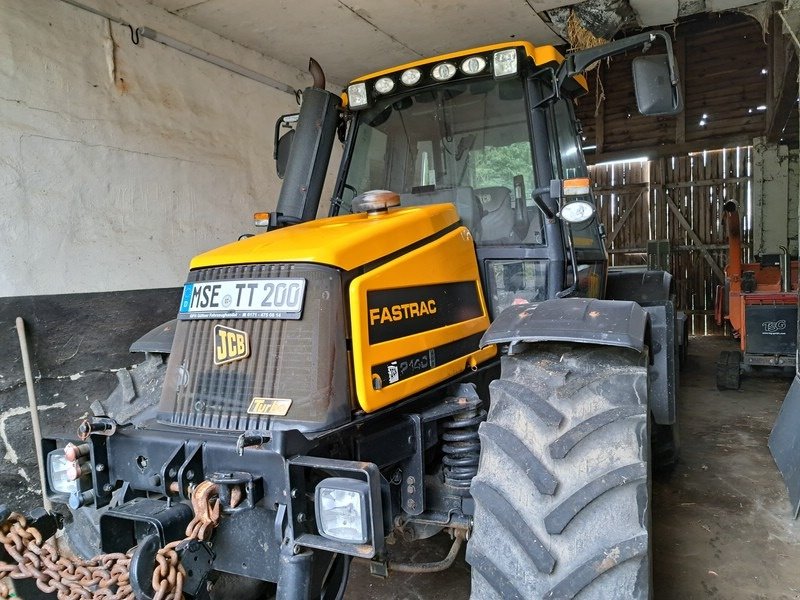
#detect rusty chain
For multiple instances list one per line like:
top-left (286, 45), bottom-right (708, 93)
top-left (0, 481), bottom-right (225, 600)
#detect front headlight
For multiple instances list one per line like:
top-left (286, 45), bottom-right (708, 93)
top-left (493, 49), bottom-right (518, 78)
top-left (315, 477), bottom-right (371, 544)
top-left (47, 449), bottom-right (79, 495)
top-left (347, 82), bottom-right (369, 109)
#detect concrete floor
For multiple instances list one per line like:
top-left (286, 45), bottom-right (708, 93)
top-left (345, 336), bottom-right (800, 599)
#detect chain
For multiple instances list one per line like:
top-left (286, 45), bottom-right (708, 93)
top-left (0, 481), bottom-right (224, 600)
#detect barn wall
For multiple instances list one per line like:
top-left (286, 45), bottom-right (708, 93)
top-left (577, 15), bottom-right (774, 161)
top-left (0, 0), bottom-right (336, 514)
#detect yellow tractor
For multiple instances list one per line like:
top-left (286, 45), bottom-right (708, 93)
top-left (23, 32), bottom-right (683, 600)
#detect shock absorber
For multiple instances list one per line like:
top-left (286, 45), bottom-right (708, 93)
top-left (441, 407), bottom-right (486, 491)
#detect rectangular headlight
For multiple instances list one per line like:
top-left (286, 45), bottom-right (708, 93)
top-left (493, 49), bottom-right (518, 78)
top-left (315, 477), bottom-right (370, 544)
top-left (347, 82), bottom-right (369, 109)
top-left (47, 449), bottom-right (79, 495)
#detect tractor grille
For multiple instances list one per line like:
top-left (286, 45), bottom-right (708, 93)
top-left (157, 263), bottom-right (347, 432)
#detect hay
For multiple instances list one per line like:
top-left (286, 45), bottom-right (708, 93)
top-left (566, 10), bottom-right (608, 51)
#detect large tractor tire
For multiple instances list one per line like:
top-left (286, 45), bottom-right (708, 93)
top-left (467, 343), bottom-right (650, 600)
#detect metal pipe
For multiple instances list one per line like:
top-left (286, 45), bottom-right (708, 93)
top-left (780, 245), bottom-right (791, 292)
top-left (723, 200), bottom-right (742, 290)
top-left (15, 317), bottom-right (52, 512)
top-left (138, 27), bottom-right (297, 96)
top-left (58, 1), bottom-right (297, 96)
top-left (388, 530), bottom-right (465, 573)
top-left (308, 58), bottom-right (325, 90)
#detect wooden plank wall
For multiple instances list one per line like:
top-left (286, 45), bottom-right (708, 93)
top-left (575, 15), bottom-right (786, 161)
top-left (592, 148), bottom-right (753, 335)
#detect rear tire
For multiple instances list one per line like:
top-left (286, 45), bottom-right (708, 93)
top-left (467, 343), bottom-right (651, 599)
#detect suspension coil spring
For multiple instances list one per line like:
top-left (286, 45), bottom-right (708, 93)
top-left (441, 407), bottom-right (486, 490)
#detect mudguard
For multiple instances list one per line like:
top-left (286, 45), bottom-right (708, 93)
top-left (481, 297), bottom-right (675, 425)
top-left (481, 298), bottom-right (649, 353)
top-left (129, 319), bottom-right (177, 354)
top-left (606, 268), bottom-right (673, 306)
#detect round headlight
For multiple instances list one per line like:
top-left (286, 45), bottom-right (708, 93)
top-left (460, 56), bottom-right (487, 75)
top-left (431, 62), bottom-right (457, 81)
top-left (374, 77), bottom-right (395, 94)
top-left (400, 68), bottom-right (422, 86)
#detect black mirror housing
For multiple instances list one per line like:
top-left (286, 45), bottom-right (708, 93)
top-left (276, 129), bottom-right (295, 179)
top-left (632, 54), bottom-right (683, 116)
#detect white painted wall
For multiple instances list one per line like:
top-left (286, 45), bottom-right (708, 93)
top-left (0, 0), bottom-right (339, 297)
top-left (752, 137), bottom-right (794, 256)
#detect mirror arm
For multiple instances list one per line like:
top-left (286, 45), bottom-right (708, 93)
top-left (558, 30), bottom-right (679, 88)
top-left (532, 185), bottom-right (557, 221)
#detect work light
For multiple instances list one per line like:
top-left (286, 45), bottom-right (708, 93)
top-left (400, 68), bottom-right (422, 86)
top-left (315, 477), bottom-right (371, 544)
top-left (374, 77), bottom-right (395, 94)
top-left (431, 62), bottom-right (457, 81)
top-left (493, 49), bottom-right (518, 78)
top-left (560, 200), bottom-right (596, 224)
top-left (47, 449), bottom-right (80, 495)
top-left (347, 82), bottom-right (369, 109)
top-left (461, 55), bottom-right (487, 75)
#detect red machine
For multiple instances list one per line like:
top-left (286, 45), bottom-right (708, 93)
top-left (715, 200), bottom-right (798, 389)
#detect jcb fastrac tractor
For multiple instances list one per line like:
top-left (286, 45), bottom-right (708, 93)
top-left (21, 32), bottom-right (685, 600)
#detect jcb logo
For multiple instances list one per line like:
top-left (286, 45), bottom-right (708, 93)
top-left (213, 325), bottom-right (250, 365)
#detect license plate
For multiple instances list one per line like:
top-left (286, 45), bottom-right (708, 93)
top-left (178, 278), bottom-right (306, 320)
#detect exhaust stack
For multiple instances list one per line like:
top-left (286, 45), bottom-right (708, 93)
top-left (275, 58), bottom-right (340, 224)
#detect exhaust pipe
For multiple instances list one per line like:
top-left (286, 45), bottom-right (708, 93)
top-left (780, 245), bottom-right (791, 292)
top-left (723, 200), bottom-right (742, 290)
top-left (275, 59), bottom-right (340, 224)
top-left (308, 57), bottom-right (325, 90)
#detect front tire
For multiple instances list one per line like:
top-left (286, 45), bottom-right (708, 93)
top-left (467, 343), bottom-right (651, 599)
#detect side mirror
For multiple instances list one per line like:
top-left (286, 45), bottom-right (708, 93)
top-left (273, 113), bottom-right (299, 179)
top-left (275, 130), bottom-right (295, 179)
top-left (632, 55), bottom-right (683, 116)
top-left (558, 30), bottom-right (683, 118)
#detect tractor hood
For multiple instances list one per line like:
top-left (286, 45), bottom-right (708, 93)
top-left (190, 203), bottom-right (461, 272)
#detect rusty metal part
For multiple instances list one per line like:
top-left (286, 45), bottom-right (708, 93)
top-left (185, 481), bottom-right (221, 541)
top-left (0, 480), bottom-right (224, 600)
top-left (386, 529), bottom-right (466, 574)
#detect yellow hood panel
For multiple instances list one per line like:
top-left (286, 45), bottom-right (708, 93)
top-left (190, 204), bottom-right (461, 272)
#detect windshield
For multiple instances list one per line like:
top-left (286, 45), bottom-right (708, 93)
top-left (337, 77), bottom-right (544, 245)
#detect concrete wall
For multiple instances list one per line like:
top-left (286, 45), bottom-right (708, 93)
top-left (753, 137), bottom-right (797, 256)
top-left (0, 0), bottom-right (319, 297)
top-left (0, 0), bottom-right (342, 516)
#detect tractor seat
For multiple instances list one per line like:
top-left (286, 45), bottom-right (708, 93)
top-left (475, 186), bottom-right (520, 244)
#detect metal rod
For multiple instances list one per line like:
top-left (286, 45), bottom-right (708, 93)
top-left (388, 530), bottom-right (465, 573)
top-left (15, 317), bottom-right (52, 512)
top-left (58, 0), bottom-right (297, 96)
top-left (137, 27), bottom-right (297, 96)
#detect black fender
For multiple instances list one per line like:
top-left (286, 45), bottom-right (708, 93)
top-left (606, 268), bottom-right (672, 306)
top-left (481, 297), bottom-right (675, 426)
top-left (129, 319), bottom-right (177, 354)
top-left (481, 298), bottom-right (650, 354)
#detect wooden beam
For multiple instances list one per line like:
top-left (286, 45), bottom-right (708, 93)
top-left (605, 191), bottom-right (644, 248)
top-left (675, 36), bottom-right (686, 145)
top-left (586, 134), bottom-right (756, 165)
top-left (665, 195), bottom-right (726, 282)
top-left (766, 48), bottom-right (798, 142)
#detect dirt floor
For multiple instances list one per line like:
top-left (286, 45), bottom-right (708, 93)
top-left (345, 336), bottom-right (800, 599)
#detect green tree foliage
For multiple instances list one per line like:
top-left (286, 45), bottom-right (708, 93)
top-left (473, 142), bottom-right (534, 192)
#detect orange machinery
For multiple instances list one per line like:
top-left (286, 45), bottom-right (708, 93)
top-left (715, 200), bottom-right (798, 389)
